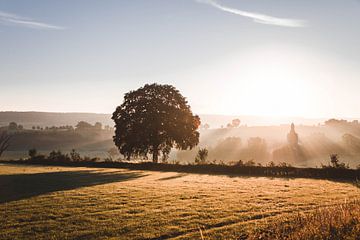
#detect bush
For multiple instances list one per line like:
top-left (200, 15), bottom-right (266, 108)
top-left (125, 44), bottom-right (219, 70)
top-left (70, 149), bottom-right (81, 162)
top-left (267, 161), bottom-right (276, 167)
top-left (322, 154), bottom-right (349, 169)
top-left (232, 160), bottom-right (244, 167)
top-left (244, 159), bottom-right (256, 167)
top-left (277, 162), bottom-right (293, 168)
top-left (48, 150), bottom-right (70, 162)
top-left (28, 148), bottom-right (37, 159)
top-left (195, 148), bottom-right (208, 165)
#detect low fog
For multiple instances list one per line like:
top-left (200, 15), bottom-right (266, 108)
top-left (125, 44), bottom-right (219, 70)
top-left (177, 119), bottom-right (360, 168)
top-left (1, 112), bottom-right (360, 168)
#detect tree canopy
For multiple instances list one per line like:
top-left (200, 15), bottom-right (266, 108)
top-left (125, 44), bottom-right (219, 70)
top-left (112, 83), bottom-right (200, 162)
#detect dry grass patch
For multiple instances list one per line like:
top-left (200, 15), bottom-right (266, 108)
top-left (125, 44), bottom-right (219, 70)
top-left (0, 164), bottom-right (359, 239)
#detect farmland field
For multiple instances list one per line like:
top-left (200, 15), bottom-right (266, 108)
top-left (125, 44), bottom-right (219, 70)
top-left (1, 164), bottom-right (360, 239)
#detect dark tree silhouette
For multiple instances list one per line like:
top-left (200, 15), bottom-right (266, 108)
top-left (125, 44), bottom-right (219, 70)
top-left (195, 148), bottom-right (208, 164)
top-left (8, 122), bottom-right (18, 131)
top-left (94, 122), bottom-right (102, 130)
top-left (112, 83), bottom-right (200, 163)
top-left (0, 132), bottom-right (11, 158)
top-left (75, 121), bottom-right (93, 131)
top-left (28, 148), bottom-right (37, 159)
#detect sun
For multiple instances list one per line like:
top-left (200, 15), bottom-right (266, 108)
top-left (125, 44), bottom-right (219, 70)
top-left (218, 46), bottom-right (312, 117)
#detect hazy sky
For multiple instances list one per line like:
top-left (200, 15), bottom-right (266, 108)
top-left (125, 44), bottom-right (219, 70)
top-left (1, 0), bottom-right (360, 118)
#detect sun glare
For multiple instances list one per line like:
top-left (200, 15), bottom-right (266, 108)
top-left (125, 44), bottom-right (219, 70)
top-left (214, 46), bottom-right (313, 117)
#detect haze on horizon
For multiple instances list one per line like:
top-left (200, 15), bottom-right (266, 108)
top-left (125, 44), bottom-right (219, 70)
top-left (1, 0), bottom-right (360, 119)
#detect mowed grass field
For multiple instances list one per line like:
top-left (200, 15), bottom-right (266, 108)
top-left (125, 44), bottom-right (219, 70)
top-left (1, 164), bottom-right (360, 240)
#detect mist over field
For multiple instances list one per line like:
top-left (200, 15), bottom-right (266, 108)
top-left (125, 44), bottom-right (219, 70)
top-left (0, 111), bottom-right (328, 128)
top-left (1, 112), bottom-right (360, 169)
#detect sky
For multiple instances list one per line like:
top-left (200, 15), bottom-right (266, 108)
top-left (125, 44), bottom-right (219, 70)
top-left (1, 0), bottom-right (360, 118)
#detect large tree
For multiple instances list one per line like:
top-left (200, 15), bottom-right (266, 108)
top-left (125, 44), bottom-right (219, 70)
top-left (112, 83), bottom-right (200, 163)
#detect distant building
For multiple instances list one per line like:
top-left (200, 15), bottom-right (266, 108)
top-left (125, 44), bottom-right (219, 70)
top-left (272, 123), bottom-right (306, 164)
top-left (287, 123), bottom-right (299, 146)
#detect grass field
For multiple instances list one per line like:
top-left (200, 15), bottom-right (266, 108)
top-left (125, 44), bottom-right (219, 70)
top-left (1, 164), bottom-right (360, 239)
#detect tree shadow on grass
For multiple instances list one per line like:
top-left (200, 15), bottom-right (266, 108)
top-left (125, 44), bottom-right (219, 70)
top-left (157, 173), bottom-right (188, 181)
top-left (0, 170), bottom-right (146, 204)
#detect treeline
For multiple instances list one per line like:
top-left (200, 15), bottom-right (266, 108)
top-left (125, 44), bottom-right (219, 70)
top-left (27, 149), bottom-right (102, 163)
top-left (178, 133), bottom-right (360, 168)
top-left (5, 148), bottom-right (360, 181)
top-left (0, 121), bottom-right (114, 132)
top-left (0, 121), bottom-right (115, 152)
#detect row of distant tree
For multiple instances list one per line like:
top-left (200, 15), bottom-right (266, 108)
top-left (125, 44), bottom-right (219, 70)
top-left (1, 121), bottom-right (114, 132)
top-left (202, 118), bottom-right (360, 130)
top-left (5, 117), bottom-right (357, 133)
top-left (200, 118), bottom-right (241, 130)
top-left (22, 146), bottom-right (359, 171)
top-left (325, 119), bottom-right (360, 126)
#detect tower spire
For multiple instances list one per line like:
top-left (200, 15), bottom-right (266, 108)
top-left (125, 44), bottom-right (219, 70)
top-left (287, 123), bottom-right (298, 146)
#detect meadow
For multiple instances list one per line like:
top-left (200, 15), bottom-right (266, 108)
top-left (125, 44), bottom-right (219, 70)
top-left (1, 164), bottom-right (360, 239)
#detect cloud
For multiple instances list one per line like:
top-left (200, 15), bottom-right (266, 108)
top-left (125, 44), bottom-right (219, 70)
top-left (196, 0), bottom-right (306, 28)
top-left (0, 11), bottom-right (65, 30)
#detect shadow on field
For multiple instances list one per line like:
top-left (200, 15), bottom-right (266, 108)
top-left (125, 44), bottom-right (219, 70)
top-left (0, 170), bottom-right (146, 203)
top-left (158, 173), bottom-right (188, 181)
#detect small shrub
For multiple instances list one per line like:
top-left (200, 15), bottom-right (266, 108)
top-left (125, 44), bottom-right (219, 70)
top-left (195, 148), bottom-right (208, 165)
top-left (48, 150), bottom-right (70, 162)
top-left (218, 160), bottom-right (225, 165)
top-left (233, 160), bottom-right (244, 167)
top-left (161, 146), bottom-right (171, 163)
top-left (28, 148), bottom-right (37, 159)
top-left (267, 161), bottom-right (276, 167)
top-left (322, 154), bottom-right (349, 169)
top-left (244, 159), bottom-right (256, 167)
top-left (277, 162), bottom-right (292, 168)
top-left (70, 149), bottom-right (81, 162)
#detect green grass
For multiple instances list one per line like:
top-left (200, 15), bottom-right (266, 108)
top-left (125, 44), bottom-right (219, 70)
top-left (1, 164), bottom-right (360, 239)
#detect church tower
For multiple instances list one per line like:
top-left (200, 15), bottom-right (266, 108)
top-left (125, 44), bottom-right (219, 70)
top-left (287, 123), bottom-right (298, 146)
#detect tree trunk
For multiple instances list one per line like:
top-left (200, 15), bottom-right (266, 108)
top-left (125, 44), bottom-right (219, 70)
top-left (152, 147), bottom-right (159, 163)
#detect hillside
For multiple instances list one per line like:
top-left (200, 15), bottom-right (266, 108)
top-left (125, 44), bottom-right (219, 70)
top-left (0, 112), bottom-right (113, 128)
top-left (0, 111), bottom-right (328, 129)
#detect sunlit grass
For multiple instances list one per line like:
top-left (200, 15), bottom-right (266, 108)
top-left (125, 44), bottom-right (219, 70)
top-left (0, 164), bottom-right (359, 239)
top-left (250, 200), bottom-right (360, 239)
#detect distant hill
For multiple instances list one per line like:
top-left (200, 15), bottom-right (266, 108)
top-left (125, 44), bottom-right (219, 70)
top-left (0, 111), bottom-right (329, 129)
top-left (2, 111), bottom-right (360, 167)
top-left (0, 112), bottom-right (113, 128)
